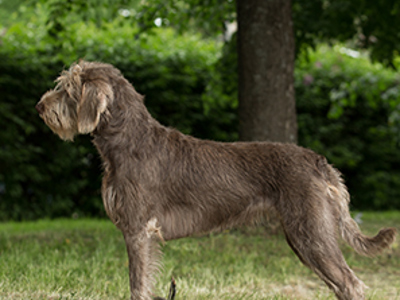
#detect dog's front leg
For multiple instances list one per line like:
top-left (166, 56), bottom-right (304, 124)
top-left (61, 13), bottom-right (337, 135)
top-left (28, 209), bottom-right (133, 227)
top-left (123, 230), bottom-right (153, 300)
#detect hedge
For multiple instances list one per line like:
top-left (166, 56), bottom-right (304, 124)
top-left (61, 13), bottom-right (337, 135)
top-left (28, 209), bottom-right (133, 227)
top-left (1, 18), bottom-right (400, 220)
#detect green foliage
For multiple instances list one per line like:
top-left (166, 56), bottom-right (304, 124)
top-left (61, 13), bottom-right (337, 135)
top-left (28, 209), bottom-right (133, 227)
top-left (1, 3), bottom-right (400, 220)
top-left (0, 0), bottom-right (28, 27)
top-left (136, 0), bottom-right (400, 67)
top-left (29, 0), bottom-right (400, 68)
top-left (203, 42), bottom-right (400, 210)
top-left (296, 46), bottom-right (400, 209)
top-left (45, 0), bottom-right (140, 38)
top-left (0, 13), bottom-right (225, 220)
top-left (137, 0), bottom-right (236, 36)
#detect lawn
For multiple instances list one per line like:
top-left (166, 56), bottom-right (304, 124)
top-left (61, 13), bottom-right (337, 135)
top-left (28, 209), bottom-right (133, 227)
top-left (0, 212), bottom-right (399, 300)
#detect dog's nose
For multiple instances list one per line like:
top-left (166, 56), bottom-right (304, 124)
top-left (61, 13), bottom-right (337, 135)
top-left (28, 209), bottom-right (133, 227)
top-left (35, 102), bottom-right (44, 114)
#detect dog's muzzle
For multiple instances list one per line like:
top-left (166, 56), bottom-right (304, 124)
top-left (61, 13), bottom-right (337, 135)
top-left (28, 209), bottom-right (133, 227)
top-left (35, 102), bottom-right (45, 115)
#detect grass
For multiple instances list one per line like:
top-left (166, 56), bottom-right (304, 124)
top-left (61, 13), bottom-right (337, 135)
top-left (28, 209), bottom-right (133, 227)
top-left (0, 212), bottom-right (399, 300)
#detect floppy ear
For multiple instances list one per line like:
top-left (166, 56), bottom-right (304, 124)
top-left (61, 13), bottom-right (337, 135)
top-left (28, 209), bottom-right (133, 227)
top-left (77, 81), bottom-right (113, 134)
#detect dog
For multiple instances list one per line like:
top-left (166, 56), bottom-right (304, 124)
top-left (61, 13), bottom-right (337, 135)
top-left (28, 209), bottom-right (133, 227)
top-left (36, 61), bottom-right (396, 300)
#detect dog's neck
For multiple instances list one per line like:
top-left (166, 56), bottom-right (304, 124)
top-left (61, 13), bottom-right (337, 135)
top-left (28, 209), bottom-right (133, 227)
top-left (92, 86), bottom-right (163, 171)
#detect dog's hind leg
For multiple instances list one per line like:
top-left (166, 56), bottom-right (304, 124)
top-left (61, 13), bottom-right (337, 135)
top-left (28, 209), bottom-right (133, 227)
top-left (280, 197), bottom-right (366, 300)
top-left (284, 228), bottom-right (366, 300)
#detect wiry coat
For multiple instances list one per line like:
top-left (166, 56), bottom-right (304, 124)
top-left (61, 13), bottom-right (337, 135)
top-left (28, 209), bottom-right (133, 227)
top-left (36, 61), bottom-right (397, 300)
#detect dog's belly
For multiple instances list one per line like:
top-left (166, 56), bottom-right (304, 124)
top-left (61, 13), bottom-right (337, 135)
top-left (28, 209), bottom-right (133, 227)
top-left (157, 190), bottom-right (273, 240)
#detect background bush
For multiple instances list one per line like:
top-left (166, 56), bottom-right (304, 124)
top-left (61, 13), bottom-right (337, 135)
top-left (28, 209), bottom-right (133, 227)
top-left (0, 16), bottom-right (232, 220)
top-left (205, 41), bottom-right (400, 210)
top-left (1, 11), bottom-right (400, 220)
top-left (296, 46), bottom-right (400, 209)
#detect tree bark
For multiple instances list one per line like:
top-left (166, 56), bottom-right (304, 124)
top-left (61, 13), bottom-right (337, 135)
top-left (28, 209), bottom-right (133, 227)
top-left (236, 0), bottom-right (297, 143)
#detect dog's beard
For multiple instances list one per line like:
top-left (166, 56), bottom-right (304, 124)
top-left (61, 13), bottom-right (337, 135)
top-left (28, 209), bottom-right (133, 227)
top-left (41, 105), bottom-right (78, 141)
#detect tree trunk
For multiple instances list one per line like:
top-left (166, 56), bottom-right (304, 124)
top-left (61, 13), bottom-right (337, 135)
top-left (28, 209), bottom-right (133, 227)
top-left (236, 0), bottom-right (297, 143)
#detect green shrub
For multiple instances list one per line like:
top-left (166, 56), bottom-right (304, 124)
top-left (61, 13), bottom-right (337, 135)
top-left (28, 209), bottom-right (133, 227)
top-left (0, 17), bottom-right (226, 220)
top-left (1, 9), bottom-right (400, 220)
top-left (209, 42), bottom-right (400, 210)
top-left (296, 46), bottom-right (400, 209)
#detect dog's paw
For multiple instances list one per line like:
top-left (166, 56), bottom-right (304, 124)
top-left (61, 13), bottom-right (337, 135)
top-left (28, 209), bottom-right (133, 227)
top-left (153, 276), bottom-right (176, 300)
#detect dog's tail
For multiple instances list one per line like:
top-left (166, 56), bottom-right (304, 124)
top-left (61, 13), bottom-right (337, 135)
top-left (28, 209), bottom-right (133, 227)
top-left (321, 160), bottom-right (397, 256)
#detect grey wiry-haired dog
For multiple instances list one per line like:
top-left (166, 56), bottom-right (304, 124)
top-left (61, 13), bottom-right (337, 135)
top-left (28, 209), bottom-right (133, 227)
top-left (36, 61), bottom-right (396, 300)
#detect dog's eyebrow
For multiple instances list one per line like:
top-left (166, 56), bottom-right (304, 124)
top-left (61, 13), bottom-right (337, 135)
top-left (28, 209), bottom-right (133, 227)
top-left (54, 80), bottom-right (63, 91)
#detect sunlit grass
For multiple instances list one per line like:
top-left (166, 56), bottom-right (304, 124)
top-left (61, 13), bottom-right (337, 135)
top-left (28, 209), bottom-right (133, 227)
top-left (0, 212), bottom-right (399, 300)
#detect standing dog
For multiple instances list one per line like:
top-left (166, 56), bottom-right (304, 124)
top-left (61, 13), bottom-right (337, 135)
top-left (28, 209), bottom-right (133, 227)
top-left (36, 61), bottom-right (396, 300)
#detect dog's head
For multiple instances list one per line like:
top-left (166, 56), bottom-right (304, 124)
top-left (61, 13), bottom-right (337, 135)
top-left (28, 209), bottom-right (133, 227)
top-left (36, 61), bottom-right (114, 141)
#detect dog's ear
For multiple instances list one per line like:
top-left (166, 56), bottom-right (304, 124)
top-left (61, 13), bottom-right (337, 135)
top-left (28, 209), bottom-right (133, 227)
top-left (77, 81), bottom-right (113, 134)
